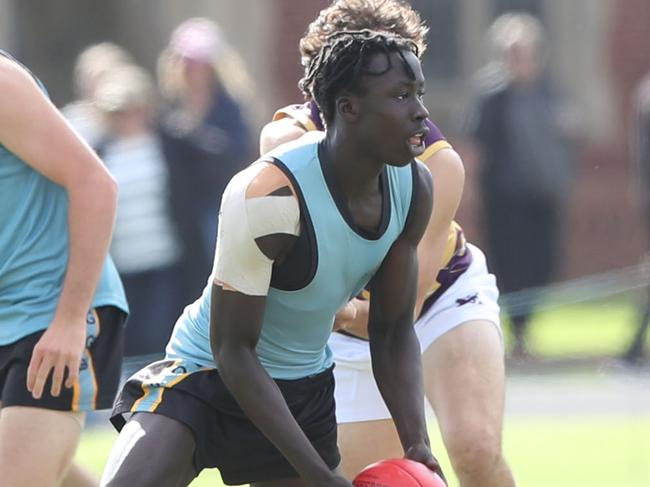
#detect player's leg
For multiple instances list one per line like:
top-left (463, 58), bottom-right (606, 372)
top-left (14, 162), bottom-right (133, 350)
top-left (252, 478), bottom-right (308, 486)
top-left (250, 462), bottom-right (346, 487)
top-left (0, 406), bottom-right (85, 486)
top-left (57, 306), bottom-right (127, 487)
top-left (338, 417), bottom-right (402, 478)
top-left (424, 320), bottom-right (515, 487)
top-left (333, 360), bottom-right (403, 479)
top-left (61, 463), bottom-right (100, 487)
top-left (101, 358), bottom-right (215, 487)
top-left (0, 306), bottom-right (124, 487)
top-left (101, 412), bottom-right (197, 487)
top-left (0, 399), bottom-right (95, 487)
top-left (414, 244), bottom-right (515, 486)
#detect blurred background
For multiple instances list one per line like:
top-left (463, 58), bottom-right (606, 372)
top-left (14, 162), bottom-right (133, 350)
top-left (2, 0), bottom-right (646, 277)
top-left (1, 0), bottom-right (649, 485)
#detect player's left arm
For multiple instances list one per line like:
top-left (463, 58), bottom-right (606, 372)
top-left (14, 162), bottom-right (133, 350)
top-left (367, 161), bottom-right (441, 473)
top-left (0, 57), bottom-right (117, 400)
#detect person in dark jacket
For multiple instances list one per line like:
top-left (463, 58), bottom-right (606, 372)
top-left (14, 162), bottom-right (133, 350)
top-left (157, 17), bottom-right (253, 304)
top-left (465, 13), bottom-right (576, 358)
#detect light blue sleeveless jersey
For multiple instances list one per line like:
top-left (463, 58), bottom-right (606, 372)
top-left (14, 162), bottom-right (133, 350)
top-left (0, 55), bottom-right (128, 345)
top-left (166, 133), bottom-right (415, 379)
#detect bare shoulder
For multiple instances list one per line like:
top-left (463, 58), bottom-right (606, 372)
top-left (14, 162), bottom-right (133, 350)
top-left (259, 118), bottom-right (308, 155)
top-left (0, 54), bottom-right (21, 79)
top-left (422, 147), bottom-right (465, 195)
top-left (423, 147), bottom-right (464, 179)
top-left (0, 56), bottom-right (40, 108)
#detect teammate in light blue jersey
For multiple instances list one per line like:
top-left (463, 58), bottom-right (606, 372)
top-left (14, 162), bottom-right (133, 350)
top-left (0, 51), bottom-right (128, 486)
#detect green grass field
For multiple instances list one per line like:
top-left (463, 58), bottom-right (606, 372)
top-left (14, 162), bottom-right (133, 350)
top-left (78, 299), bottom-right (650, 486)
top-left (503, 297), bottom-right (644, 357)
top-left (78, 415), bottom-right (650, 487)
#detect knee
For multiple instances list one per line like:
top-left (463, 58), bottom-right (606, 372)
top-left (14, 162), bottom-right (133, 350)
top-left (445, 425), bottom-right (503, 478)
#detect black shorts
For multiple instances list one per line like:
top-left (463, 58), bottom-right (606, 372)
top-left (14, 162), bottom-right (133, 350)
top-left (0, 306), bottom-right (126, 411)
top-left (111, 358), bottom-right (340, 485)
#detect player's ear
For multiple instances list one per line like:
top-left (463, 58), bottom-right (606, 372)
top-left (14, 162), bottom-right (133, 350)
top-left (336, 94), bottom-right (359, 123)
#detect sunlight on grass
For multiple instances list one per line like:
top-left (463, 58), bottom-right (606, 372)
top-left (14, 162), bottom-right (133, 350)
top-left (503, 416), bottom-right (650, 487)
top-left (502, 298), bottom-right (642, 357)
top-left (78, 414), bottom-right (650, 487)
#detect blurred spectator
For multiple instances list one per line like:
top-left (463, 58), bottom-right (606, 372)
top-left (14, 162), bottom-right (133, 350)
top-left (632, 75), bottom-right (650, 232)
top-left (157, 17), bottom-right (253, 304)
top-left (464, 13), bottom-right (577, 358)
top-left (94, 64), bottom-right (182, 356)
top-left (625, 75), bottom-right (650, 363)
top-left (62, 42), bottom-right (134, 146)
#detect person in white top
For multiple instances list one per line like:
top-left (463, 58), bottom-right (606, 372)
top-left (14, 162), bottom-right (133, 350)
top-left (61, 42), bottom-right (134, 147)
top-left (94, 64), bottom-right (182, 357)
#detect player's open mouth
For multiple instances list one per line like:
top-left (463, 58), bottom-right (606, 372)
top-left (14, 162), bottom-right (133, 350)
top-left (407, 131), bottom-right (426, 156)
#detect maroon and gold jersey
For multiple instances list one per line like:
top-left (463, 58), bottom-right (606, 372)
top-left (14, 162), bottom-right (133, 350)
top-left (272, 102), bottom-right (472, 310)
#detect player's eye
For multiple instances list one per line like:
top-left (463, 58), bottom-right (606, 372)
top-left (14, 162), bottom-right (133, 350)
top-left (396, 92), bottom-right (410, 100)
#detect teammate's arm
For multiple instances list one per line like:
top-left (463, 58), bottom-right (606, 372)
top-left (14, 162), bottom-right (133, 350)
top-left (210, 163), bottom-right (351, 487)
top-left (366, 161), bottom-right (441, 472)
top-left (0, 57), bottom-right (118, 400)
top-left (259, 117), bottom-right (308, 155)
top-left (414, 147), bottom-right (465, 316)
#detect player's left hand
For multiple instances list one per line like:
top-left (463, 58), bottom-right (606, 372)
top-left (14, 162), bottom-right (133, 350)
top-left (26, 317), bottom-right (86, 399)
top-left (405, 443), bottom-right (448, 485)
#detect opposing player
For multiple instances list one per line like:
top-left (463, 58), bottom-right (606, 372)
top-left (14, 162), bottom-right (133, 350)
top-left (0, 51), bottom-right (128, 486)
top-left (260, 2), bottom-right (516, 486)
top-left (101, 30), bottom-right (441, 487)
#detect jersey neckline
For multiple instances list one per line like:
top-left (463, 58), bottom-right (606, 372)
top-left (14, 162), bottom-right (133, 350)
top-left (316, 141), bottom-right (391, 241)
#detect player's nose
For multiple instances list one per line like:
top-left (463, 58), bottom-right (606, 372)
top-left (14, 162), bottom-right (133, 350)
top-left (413, 97), bottom-right (429, 121)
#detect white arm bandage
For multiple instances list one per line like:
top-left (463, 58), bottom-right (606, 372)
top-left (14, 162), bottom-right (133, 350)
top-left (213, 164), bottom-right (300, 296)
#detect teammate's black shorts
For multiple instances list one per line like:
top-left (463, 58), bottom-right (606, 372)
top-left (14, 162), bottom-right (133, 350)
top-left (0, 306), bottom-right (126, 411)
top-left (111, 358), bottom-right (340, 485)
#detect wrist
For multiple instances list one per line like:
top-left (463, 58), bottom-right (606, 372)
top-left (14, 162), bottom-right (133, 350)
top-left (404, 437), bottom-right (431, 455)
top-left (406, 437), bottom-right (430, 447)
top-left (51, 307), bottom-right (88, 328)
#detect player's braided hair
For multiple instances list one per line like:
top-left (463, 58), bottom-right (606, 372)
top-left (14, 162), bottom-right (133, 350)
top-left (299, 29), bottom-right (418, 126)
top-left (299, 0), bottom-right (428, 66)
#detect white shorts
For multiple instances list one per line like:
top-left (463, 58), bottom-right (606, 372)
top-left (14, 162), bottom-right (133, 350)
top-left (331, 243), bottom-right (502, 423)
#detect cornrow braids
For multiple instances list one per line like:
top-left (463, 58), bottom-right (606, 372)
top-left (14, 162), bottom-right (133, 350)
top-left (299, 29), bottom-right (418, 126)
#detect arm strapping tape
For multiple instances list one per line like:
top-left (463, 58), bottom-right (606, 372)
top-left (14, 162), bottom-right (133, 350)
top-left (214, 163), bottom-right (300, 296)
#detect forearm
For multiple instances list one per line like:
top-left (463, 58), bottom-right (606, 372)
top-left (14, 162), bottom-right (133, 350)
top-left (55, 173), bottom-right (117, 323)
top-left (370, 325), bottom-right (430, 450)
top-left (216, 348), bottom-right (334, 484)
top-left (414, 239), bottom-right (445, 318)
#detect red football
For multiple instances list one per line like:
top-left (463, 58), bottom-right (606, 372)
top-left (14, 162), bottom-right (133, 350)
top-left (353, 458), bottom-right (446, 487)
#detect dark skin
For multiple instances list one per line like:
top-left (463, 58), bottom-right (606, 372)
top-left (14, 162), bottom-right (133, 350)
top-left (211, 49), bottom-right (435, 487)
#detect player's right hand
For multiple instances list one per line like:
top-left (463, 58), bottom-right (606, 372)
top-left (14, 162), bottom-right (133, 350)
top-left (26, 316), bottom-right (86, 399)
top-left (405, 443), bottom-right (448, 485)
